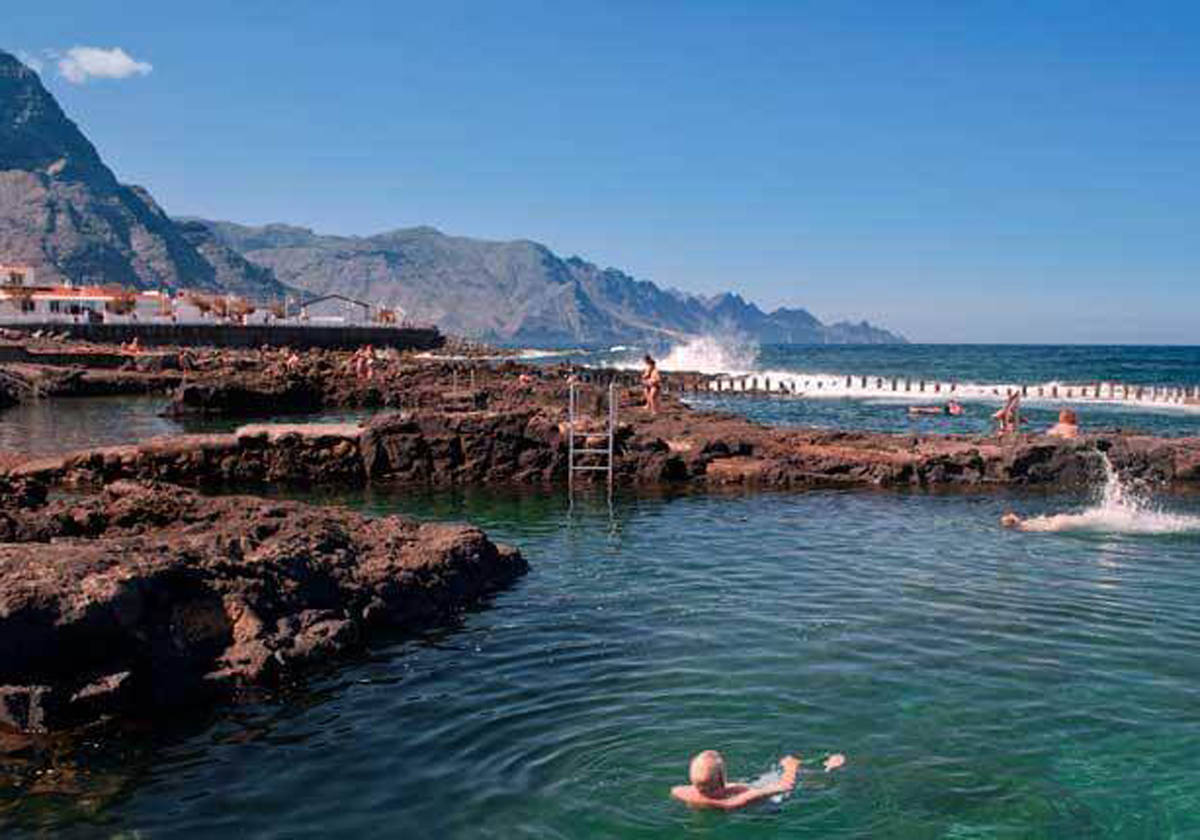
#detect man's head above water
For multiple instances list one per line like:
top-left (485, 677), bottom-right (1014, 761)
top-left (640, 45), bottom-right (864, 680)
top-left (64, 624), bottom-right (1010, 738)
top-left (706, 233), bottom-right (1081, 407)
top-left (688, 750), bottom-right (727, 797)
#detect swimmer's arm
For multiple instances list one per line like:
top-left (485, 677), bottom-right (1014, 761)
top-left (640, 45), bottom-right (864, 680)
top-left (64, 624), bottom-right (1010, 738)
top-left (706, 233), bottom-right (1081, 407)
top-left (719, 756), bottom-right (802, 809)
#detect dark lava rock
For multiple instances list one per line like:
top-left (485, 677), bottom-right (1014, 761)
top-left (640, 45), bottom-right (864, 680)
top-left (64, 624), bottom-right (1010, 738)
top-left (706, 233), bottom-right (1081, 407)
top-left (169, 374), bottom-right (325, 416)
top-left (0, 481), bottom-right (525, 732)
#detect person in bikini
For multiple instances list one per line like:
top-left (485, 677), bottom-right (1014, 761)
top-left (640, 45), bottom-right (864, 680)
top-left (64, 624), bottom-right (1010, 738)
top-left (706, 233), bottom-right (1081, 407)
top-left (641, 354), bottom-right (662, 414)
top-left (670, 750), bottom-right (846, 811)
top-left (992, 390), bottom-right (1022, 434)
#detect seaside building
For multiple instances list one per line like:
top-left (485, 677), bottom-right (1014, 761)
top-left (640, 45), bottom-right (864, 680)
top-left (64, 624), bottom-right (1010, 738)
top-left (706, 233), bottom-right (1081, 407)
top-left (0, 276), bottom-right (418, 331)
top-left (0, 264), bottom-right (35, 288)
top-left (301, 293), bottom-right (377, 326)
top-left (0, 285), bottom-right (172, 322)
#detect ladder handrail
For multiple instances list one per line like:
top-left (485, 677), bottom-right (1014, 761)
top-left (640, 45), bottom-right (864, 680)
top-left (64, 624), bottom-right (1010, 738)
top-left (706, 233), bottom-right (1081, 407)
top-left (567, 379), bottom-right (616, 493)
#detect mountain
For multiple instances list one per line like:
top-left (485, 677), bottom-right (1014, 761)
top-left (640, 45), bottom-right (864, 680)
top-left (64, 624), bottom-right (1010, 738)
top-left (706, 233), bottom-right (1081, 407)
top-left (0, 47), bottom-right (903, 346)
top-left (0, 49), bottom-right (287, 295)
top-left (194, 220), bottom-right (906, 347)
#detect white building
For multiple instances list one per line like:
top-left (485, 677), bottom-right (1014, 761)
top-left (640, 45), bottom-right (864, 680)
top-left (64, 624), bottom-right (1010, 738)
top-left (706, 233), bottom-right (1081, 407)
top-left (0, 286), bottom-right (172, 322)
top-left (300, 294), bottom-right (374, 325)
top-left (0, 280), bottom-right (416, 329)
top-left (0, 264), bottom-right (35, 288)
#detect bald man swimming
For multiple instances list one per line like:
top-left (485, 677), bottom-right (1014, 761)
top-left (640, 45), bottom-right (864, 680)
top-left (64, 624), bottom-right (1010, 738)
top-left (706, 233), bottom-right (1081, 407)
top-left (670, 750), bottom-right (846, 811)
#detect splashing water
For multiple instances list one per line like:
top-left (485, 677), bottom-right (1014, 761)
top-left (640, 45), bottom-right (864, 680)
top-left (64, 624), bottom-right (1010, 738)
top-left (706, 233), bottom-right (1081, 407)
top-left (658, 333), bottom-right (759, 375)
top-left (1017, 451), bottom-right (1200, 534)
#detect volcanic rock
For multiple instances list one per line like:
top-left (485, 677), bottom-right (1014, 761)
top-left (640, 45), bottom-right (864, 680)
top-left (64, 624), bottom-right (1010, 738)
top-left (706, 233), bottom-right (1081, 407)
top-left (0, 480), bottom-right (525, 732)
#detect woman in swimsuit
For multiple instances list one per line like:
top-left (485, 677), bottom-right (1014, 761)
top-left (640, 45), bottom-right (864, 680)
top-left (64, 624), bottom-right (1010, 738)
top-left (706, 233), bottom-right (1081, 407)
top-left (641, 354), bottom-right (662, 415)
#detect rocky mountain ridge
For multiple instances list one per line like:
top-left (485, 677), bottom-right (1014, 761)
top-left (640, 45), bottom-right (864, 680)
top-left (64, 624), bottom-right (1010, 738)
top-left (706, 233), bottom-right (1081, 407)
top-left (193, 219), bottom-right (906, 346)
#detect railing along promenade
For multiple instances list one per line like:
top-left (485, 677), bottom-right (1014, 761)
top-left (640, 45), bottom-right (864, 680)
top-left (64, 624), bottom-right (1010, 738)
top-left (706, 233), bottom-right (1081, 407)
top-left (0, 319), bottom-right (443, 351)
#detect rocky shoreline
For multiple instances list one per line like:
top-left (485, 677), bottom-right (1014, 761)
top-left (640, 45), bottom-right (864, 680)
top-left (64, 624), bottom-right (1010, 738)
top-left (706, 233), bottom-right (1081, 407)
top-left (8, 382), bottom-right (1199, 492)
top-left (1, 339), bottom-right (1199, 738)
top-left (0, 479), bottom-right (524, 733)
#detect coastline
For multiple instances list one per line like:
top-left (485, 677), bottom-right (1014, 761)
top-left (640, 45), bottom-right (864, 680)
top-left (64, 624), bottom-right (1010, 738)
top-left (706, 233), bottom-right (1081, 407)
top-left (2, 338), bottom-right (1198, 492)
top-left (1, 337), bottom-right (1198, 739)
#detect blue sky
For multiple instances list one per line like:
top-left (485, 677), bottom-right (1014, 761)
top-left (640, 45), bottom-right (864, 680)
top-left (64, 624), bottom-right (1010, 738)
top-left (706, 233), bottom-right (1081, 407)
top-left (9, 1), bottom-right (1200, 342)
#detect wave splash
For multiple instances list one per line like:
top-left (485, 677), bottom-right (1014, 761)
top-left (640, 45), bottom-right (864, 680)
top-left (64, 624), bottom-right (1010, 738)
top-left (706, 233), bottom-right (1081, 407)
top-left (1017, 452), bottom-right (1200, 535)
top-left (658, 333), bottom-right (759, 375)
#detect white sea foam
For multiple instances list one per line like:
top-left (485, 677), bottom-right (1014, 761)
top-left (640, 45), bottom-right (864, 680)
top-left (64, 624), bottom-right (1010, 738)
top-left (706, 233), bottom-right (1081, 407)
top-left (658, 333), bottom-right (759, 375)
top-left (700, 370), bottom-right (1200, 413)
top-left (629, 337), bottom-right (1197, 412)
top-left (1017, 452), bottom-right (1200, 535)
top-left (746, 767), bottom-right (787, 804)
top-left (413, 347), bottom-right (583, 362)
top-left (514, 348), bottom-right (585, 359)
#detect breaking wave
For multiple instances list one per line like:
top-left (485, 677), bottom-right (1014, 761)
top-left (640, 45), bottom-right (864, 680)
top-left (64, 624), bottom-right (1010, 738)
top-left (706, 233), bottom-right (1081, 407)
top-left (658, 333), bottom-right (759, 375)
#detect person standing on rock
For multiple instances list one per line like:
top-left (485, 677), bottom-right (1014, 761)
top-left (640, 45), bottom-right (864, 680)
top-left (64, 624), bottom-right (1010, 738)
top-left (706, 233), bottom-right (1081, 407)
top-left (992, 390), bottom-right (1021, 435)
top-left (641, 354), bottom-right (662, 415)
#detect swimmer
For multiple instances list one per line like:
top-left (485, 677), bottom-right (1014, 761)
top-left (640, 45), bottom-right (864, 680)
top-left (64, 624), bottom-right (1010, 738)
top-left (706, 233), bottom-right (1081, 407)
top-left (1002, 510), bottom-right (1072, 532)
top-left (1001, 511), bottom-right (1024, 529)
top-left (670, 750), bottom-right (846, 811)
top-left (909, 400), bottom-right (964, 417)
top-left (1046, 408), bottom-right (1080, 439)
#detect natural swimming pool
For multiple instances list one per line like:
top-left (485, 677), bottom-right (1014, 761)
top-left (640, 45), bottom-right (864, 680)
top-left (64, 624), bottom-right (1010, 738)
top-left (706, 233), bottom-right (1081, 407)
top-left (12, 483), bottom-right (1200, 838)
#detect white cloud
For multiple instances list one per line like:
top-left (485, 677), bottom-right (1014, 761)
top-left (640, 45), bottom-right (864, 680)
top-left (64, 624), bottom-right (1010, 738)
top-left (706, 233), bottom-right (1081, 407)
top-left (15, 50), bottom-right (44, 74)
top-left (57, 46), bottom-right (152, 84)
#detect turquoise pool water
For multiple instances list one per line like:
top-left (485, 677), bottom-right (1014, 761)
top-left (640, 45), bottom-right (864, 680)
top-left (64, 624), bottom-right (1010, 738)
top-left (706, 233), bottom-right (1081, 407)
top-left (15, 484), bottom-right (1200, 838)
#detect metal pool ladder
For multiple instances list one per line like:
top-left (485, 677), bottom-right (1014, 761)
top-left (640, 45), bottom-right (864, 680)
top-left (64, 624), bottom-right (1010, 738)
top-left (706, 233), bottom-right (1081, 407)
top-left (568, 379), bottom-right (617, 494)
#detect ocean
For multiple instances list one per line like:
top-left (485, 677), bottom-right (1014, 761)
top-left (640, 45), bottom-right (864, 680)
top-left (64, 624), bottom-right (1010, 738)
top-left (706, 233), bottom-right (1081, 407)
top-left (3, 345), bottom-right (1196, 456)
top-left (4, 344), bottom-right (1200, 838)
top-left (626, 342), bottom-right (1200, 439)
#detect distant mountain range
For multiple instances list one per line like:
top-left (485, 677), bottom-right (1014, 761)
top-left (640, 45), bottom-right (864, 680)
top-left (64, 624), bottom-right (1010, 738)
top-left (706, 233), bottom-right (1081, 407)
top-left (191, 220), bottom-right (905, 346)
top-left (0, 48), bottom-right (904, 347)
